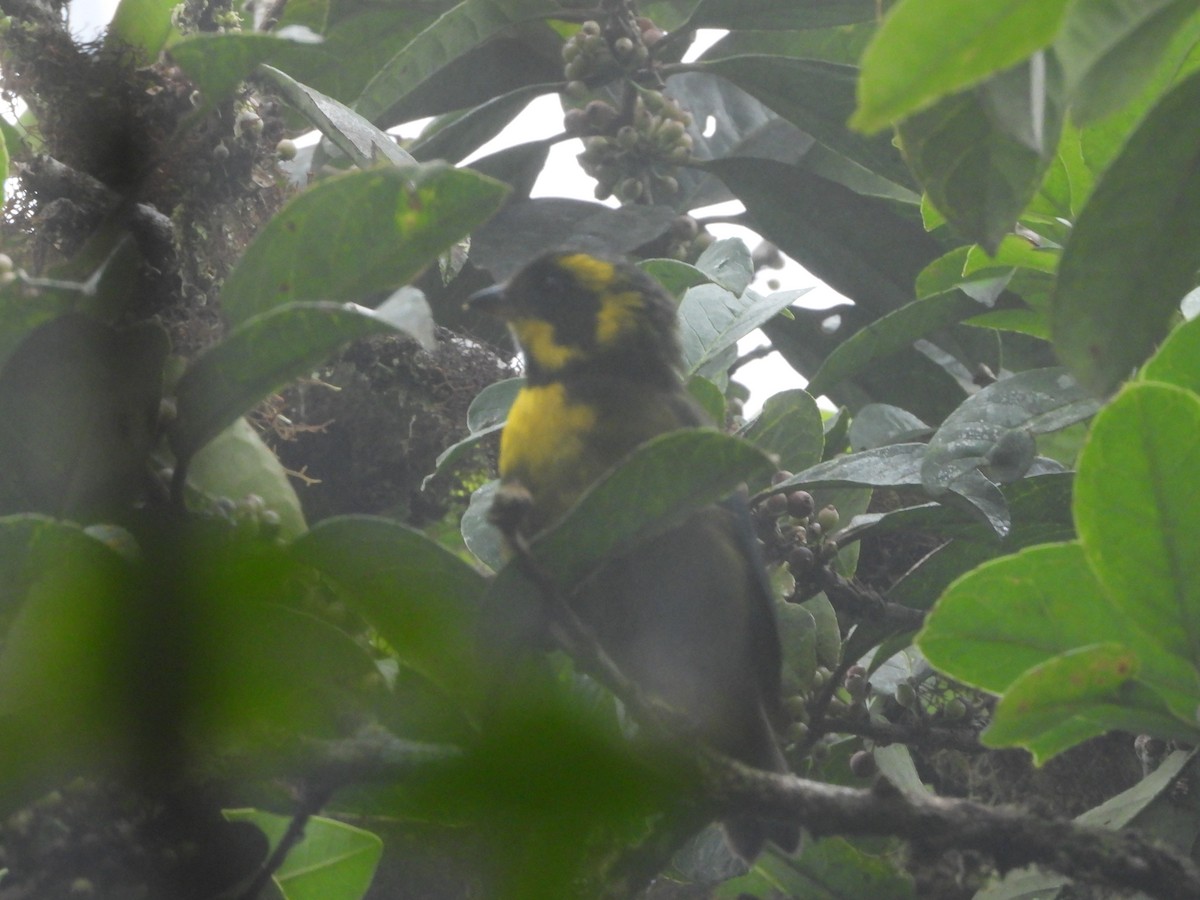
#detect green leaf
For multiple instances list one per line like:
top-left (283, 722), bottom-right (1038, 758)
top-left (718, 837), bottom-right (915, 900)
top-left (681, 0), bottom-right (877, 31)
top-left (707, 159), bottom-right (941, 319)
top-left (847, 404), bottom-right (930, 451)
top-left (921, 367), bottom-right (1101, 496)
top-left (1075, 382), bottom-right (1200, 667)
top-left (293, 516), bottom-right (485, 710)
top-left (918, 541), bottom-right (1200, 715)
top-left (884, 474), bottom-right (1076, 612)
top-left (169, 28), bottom-right (323, 105)
top-left (852, 0), bottom-right (1071, 133)
top-left (738, 388), bottom-right (825, 482)
top-left (1078, 749), bottom-right (1196, 828)
top-left (699, 56), bottom-right (911, 186)
top-left (686, 376), bottom-right (725, 425)
top-left (220, 165), bottom-right (507, 325)
top-left (896, 57), bottom-right (1064, 253)
top-left (678, 285), bottom-right (809, 379)
top-left (259, 66), bottom-right (415, 169)
top-left (491, 430), bottom-right (774, 595)
top-left (224, 810), bottom-right (382, 900)
top-left (352, 0), bottom-right (561, 124)
top-left (802, 593), bottom-right (842, 670)
top-left (638, 259), bottom-right (710, 299)
top-left (694, 237), bottom-right (754, 296)
top-left (430, 378), bottom-right (523, 481)
top-left (1056, 0), bottom-right (1200, 126)
top-left (171, 301), bottom-right (427, 463)
top-left (982, 643), bottom-right (1188, 764)
top-left (776, 600), bottom-right (818, 696)
top-left (106, 0), bottom-right (178, 62)
top-left (773, 443), bottom-right (928, 493)
top-left (1052, 68), bottom-right (1200, 395)
top-left (807, 293), bottom-right (987, 398)
top-left (410, 83), bottom-right (553, 164)
top-left (1140, 315), bottom-right (1200, 394)
top-left (187, 418), bottom-right (307, 540)
top-left (461, 479), bottom-right (504, 572)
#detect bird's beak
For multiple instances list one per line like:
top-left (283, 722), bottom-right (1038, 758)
top-left (467, 282), bottom-right (514, 317)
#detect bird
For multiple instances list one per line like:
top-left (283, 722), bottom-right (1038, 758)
top-left (470, 249), bottom-right (799, 859)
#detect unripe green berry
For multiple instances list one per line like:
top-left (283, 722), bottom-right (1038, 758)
top-left (784, 695), bottom-right (808, 718)
top-left (895, 681), bottom-right (918, 710)
top-left (655, 174), bottom-right (679, 194)
top-left (617, 177), bottom-right (644, 202)
top-left (564, 56), bottom-right (588, 80)
top-left (844, 672), bottom-right (868, 702)
top-left (616, 125), bottom-right (638, 149)
top-left (787, 721), bottom-right (810, 744)
top-left (820, 538), bottom-right (839, 561)
top-left (580, 20), bottom-right (601, 36)
top-left (613, 36), bottom-right (634, 58)
top-left (276, 138), bottom-right (297, 160)
top-left (944, 697), bottom-right (968, 721)
top-left (817, 505), bottom-right (840, 532)
top-left (565, 80), bottom-right (589, 101)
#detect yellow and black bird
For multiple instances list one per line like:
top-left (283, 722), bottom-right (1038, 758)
top-left (470, 250), bottom-right (798, 859)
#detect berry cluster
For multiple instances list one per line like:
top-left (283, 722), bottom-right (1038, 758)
top-left (756, 475), bottom-right (841, 577)
top-left (559, 18), bottom-right (695, 206)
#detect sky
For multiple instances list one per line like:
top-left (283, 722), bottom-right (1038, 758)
top-left (56, 1), bottom-right (845, 414)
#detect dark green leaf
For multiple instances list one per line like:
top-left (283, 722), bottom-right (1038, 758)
top-left (896, 58), bottom-right (1064, 253)
top-left (852, 0), bottom-right (1071, 133)
top-left (470, 199), bottom-right (677, 280)
top-left (220, 165), bottom-right (507, 325)
top-left (352, 0), bottom-right (561, 124)
top-left (171, 301), bottom-right (427, 463)
top-left (1052, 68), bottom-right (1200, 395)
top-left (681, 0), bottom-right (877, 31)
top-left (848, 404), bottom-right (931, 451)
top-left (921, 367), bottom-right (1101, 497)
top-left (708, 159), bottom-right (942, 320)
top-left (294, 516), bottom-right (486, 709)
top-left (776, 600), bottom-right (818, 696)
top-left (259, 66), bottom-right (415, 168)
top-left (738, 388), bottom-right (825, 483)
top-left (1056, 0), bottom-right (1199, 125)
top-left (807, 293), bottom-right (988, 398)
top-left (410, 83), bottom-right (553, 164)
top-left (169, 28), bottom-right (323, 106)
top-left (773, 443), bottom-right (928, 493)
top-left (700, 56), bottom-right (912, 186)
